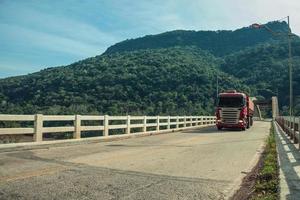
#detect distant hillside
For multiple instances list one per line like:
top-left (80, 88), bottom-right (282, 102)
top-left (0, 47), bottom-right (249, 115)
top-left (221, 39), bottom-right (300, 114)
top-left (105, 21), bottom-right (289, 57)
top-left (1, 21), bottom-right (299, 116)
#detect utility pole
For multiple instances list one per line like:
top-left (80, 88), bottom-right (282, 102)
top-left (251, 16), bottom-right (293, 119)
top-left (287, 16), bottom-right (293, 120)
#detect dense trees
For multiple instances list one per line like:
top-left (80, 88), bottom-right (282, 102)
top-left (0, 47), bottom-right (248, 115)
top-left (0, 21), bottom-right (299, 116)
top-left (221, 39), bottom-right (300, 114)
top-left (105, 21), bottom-right (288, 57)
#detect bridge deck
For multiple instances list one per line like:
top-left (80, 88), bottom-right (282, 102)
top-left (0, 121), bottom-right (270, 200)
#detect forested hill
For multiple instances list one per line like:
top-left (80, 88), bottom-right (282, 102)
top-left (0, 21), bottom-right (299, 116)
top-left (105, 21), bottom-right (289, 57)
top-left (221, 39), bottom-right (300, 114)
top-left (0, 47), bottom-right (249, 115)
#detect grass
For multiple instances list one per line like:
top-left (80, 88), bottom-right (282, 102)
top-left (251, 123), bottom-right (279, 200)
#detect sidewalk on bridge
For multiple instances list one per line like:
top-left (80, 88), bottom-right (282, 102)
top-left (274, 121), bottom-right (300, 200)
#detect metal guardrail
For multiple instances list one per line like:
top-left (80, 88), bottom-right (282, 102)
top-left (276, 116), bottom-right (300, 149)
top-left (0, 114), bottom-right (216, 143)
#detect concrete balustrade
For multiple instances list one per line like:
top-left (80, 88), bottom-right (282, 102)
top-left (276, 116), bottom-right (300, 149)
top-left (0, 114), bottom-right (216, 144)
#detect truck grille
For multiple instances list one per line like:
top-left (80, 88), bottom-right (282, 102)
top-left (220, 108), bottom-right (240, 124)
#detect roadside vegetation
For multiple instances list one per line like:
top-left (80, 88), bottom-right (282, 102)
top-left (251, 123), bottom-right (279, 200)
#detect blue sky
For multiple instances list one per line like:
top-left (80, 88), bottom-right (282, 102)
top-left (1, 0), bottom-right (299, 78)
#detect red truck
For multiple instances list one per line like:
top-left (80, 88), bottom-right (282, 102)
top-left (216, 90), bottom-right (254, 131)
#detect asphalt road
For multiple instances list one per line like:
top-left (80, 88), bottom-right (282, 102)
top-left (0, 121), bottom-right (270, 200)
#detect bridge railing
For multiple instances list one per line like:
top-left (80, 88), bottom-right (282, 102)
top-left (0, 114), bottom-right (216, 143)
top-left (276, 116), bottom-right (299, 149)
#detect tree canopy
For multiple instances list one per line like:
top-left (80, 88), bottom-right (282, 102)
top-left (0, 21), bottom-right (299, 116)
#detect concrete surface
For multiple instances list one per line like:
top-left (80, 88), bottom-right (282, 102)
top-left (274, 122), bottom-right (300, 200)
top-left (0, 121), bottom-right (270, 200)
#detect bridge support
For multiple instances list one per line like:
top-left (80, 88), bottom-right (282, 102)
top-left (143, 116), bottom-right (147, 133)
top-left (104, 115), bottom-right (109, 137)
top-left (34, 114), bottom-right (43, 142)
top-left (156, 116), bottom-right (160, 131)
top-left (74, 115), bottom-right (81, 139)
top-left (255, 105), bottom-right (262, 120)
top-left (272, 96), bottom-right (279, 119)
top-left (167, 116), bottom-right (171, 130)
top-left (126, 115), bottom-right (131, 134)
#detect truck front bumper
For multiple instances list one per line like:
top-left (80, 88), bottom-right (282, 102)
top-left (216, 120), bottom-right (245, 129)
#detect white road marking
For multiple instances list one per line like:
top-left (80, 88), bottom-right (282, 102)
top-left (293, 166), bottom-right (300, 179)
top-left (283, 145), bottom-right (291, 152)
top-left (287, 152), bottom-right (297, 163)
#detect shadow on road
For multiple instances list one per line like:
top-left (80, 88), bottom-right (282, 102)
top-left (182, 126), bottom-right (249, 134)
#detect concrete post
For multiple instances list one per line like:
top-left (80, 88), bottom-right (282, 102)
top-left (289, 120), bottom-right (292, 138)
top-left (183, 116), bottom-right (186, 128)
top-left (104, 115), bottom-right (109, 137)
top-left (34, 114), bottom-right (43, 142)
top-left (293, 116), bottom-right (296, 142)
top-left (287, 120), bottom-right (290, 135)
top-left (299, 117), bottom-right (300, 149)
top-left (287, 120), bottom-right (290, 136)
top-left (156, 116), bottom-right (160, 132)
top-left (126, 115), bottom-right (131, 134)
top-left (143, 116), bottom-right (147, 133)
top-left (295, 116), bottom-right (299, 144)
top-left (74, 115), bottom-right (81, 139)
top-left (176, 116), bottom-right (179, 129)
top-left (167, 116), bottom-right (171, 130)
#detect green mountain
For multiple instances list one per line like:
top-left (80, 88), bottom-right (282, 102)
top-left (105, 21), bottom-right (289, 57)
top-left (0, 21), bottom-right (299, 116)
top-left (0, 47), bottom-right (248, 115)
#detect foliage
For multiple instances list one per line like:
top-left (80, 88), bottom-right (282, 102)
top-left (0, 21), bottom-right (299, 116)
top-left (105, 21), bottom-right (288, 57)
top-left (251, 124), bottom-right (279, 200)
top-left (0, 47), bottom-right (249, 115)
top-left (221, 39), bottom-right (300, 114)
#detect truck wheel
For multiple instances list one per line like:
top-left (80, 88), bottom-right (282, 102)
top-left (246, 118), bottom-right (250, 129)
top-left (242, 127), bottom-right (246, 131)
top-left (217, 126), bottom-right (222, 130)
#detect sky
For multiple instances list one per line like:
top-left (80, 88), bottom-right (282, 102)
top-left (0, 0), bottom-right (300, 78)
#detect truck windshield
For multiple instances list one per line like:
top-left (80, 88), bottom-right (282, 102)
top-left (218, 96), bottom-right (245, 107)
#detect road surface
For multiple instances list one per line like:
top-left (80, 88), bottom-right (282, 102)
top-left (0, 121), bottom-right (270, 200)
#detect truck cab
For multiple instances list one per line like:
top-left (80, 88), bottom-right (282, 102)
top-left (216, 90), bottom-right (254, 131)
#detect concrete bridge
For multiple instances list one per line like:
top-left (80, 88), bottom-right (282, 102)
top-left (0, 96), bottom-right (299, 199)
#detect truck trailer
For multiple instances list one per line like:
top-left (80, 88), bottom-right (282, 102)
top-left (216, 90), bottom-right (254, 131)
